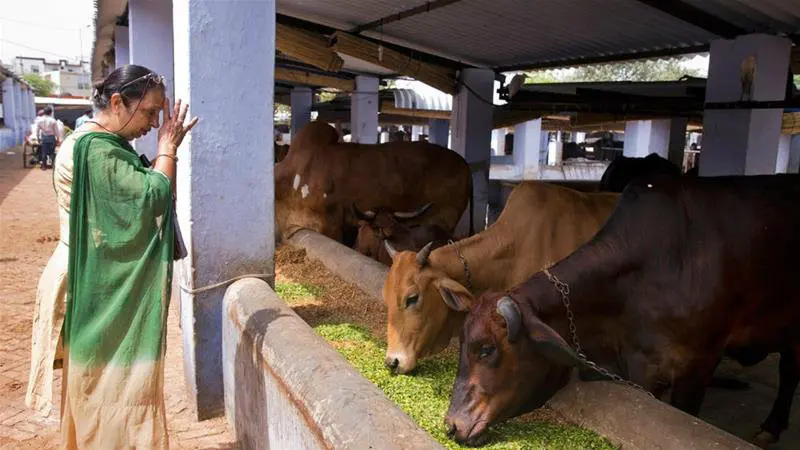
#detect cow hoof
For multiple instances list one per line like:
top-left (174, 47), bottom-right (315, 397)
top-left (750, 430), bottom-right (777, 448)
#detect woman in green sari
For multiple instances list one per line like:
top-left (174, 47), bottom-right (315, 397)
top-left (26, 64), bottom-right (198, 449)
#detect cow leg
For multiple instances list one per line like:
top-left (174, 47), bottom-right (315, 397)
top-left (753, 346), bottom-right (800, 446)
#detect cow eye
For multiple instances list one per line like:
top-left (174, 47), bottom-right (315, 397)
top-left (478, 345), bottom-right (495, 360)
top-left (405, 294), bottom-right (419, 308)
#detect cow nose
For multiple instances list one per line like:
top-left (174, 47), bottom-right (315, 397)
top-left (384, 357), bottom-right (399, 371)
top-left (444, 418), bottom-right (457, 438)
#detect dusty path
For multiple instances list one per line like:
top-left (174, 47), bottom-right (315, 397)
top-left (0, 149), bottom-right (236, 449)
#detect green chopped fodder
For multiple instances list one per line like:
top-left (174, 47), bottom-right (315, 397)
top-left (315, 323), bottom-right (617, 450)
top-left (275, 281), bottom-right (323, 304)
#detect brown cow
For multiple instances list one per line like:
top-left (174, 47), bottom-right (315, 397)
top-left (444, 173), bottom-right (800, 447)
top-left (275, 121), bottom-right (472, 245)
top-left (381, 181), bottom-right (619, 374)
top-left (352, 203), bottom-right (452, 266)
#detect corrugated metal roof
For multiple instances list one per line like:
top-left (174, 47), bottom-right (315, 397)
top-left (278, 0), bottom-right (798, 71)
top-left (277, 0), bottom-right (430, 31)
top-left (683, 0), bottom-right (800, 35)
top-left (377, 0), bottom-right (716, 68)
top-left (391, 88), bottom-right (452, 111)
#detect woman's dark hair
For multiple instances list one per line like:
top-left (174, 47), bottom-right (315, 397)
top-left (92, 64), bottom-right (164, 110)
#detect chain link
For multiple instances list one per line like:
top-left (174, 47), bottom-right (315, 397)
top-left (542, 268), bottom-right (654, 398)
top-left (448, 240), bottom-right (473, 291)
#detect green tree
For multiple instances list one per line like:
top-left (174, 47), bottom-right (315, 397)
top-left (794, 74), bottom-right (799, 89)
top-left (22, 73), bottom-right (56, 96)
top-left (564, 59), bottom-right (703, 82)
top-left (524, 71), bottom-right (559, 84)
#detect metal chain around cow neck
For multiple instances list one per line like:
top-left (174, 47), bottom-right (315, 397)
top-left (542, 267), bottom-right (655, 398)
top-left (448, 239), bottom-right (473, 291)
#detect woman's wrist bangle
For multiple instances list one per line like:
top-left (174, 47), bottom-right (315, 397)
top-left (154, 153), bottom-right (178, 163)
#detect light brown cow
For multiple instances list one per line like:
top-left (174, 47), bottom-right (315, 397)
top-left (381, 181), bottom-right (620, 374)
top-left (275, 121), bottom-right (472, 244)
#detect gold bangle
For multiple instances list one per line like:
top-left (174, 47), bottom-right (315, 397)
top-left (154, 153), bottom-right (178, 163)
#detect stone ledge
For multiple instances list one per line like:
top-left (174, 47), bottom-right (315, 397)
top-left (288, 229), bottom-right (757, 450)
top-left (222, 277), bottom-right (444, 450)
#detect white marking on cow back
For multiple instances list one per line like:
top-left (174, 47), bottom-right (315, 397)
top-left (293, 174), bottom-right (301, 190)
top-left (323, 193), bottom-right (328, 199)
top-left (301, 184), bottom-right (310, 199)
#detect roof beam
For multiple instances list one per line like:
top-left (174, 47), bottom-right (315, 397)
top-left (633, 0), bottom-right (746, 38)
top-left (351, 0), bottom-right (468, 34)
top-left (275, 67), bottom-right (355, 91)
top-left (276, 23), bottom-right (344, 72)
top-left (331, 32), bottom-right (457, 94)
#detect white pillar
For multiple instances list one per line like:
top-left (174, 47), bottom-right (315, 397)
top-left (575, 132), bottom-right (586, 143)
top-left (789, 135), bottom-right (800, 174)
top-left (451, 68), bottom-right (493, 234)
top-left (174, 0), bottom-right (276, 420)
top-left (115, 25), bottom-right (130, 68)
top-left (776, 134), bottom-right (791, 173)
top-left (624, 118), bottom-right (686, 167)
top-left (3, 79), bottom-right (18, 145)
top-left (701, 34), bottom-right (792, 176)
top-left (428, 118), bottom-right (449, 147)
top-left (491, 129), bottom-right (505, 156)
top-left (410, 124), bottom-right (424, 141)
top-left (128, 0), bottom-right (174, 159)
top-left (539, 131), bottom-right (550, 165)
top-left (14, 81), bottom-right (25, 144)
top-left (23, 89), bottom-right (33, 125)
top-left (290, 86), bottom-right (312, 136)
top-left (512, 119), bottom-right (542, 179)
top-left (351, 75), bottom-right (379, 143)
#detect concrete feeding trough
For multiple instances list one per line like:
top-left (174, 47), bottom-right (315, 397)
top-left (222, 229), bottom-right (756, 450)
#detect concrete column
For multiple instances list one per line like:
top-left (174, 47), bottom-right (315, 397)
top-left (14, 81), bottom-right (25, 144)
top-left (411, 125), bottom-right (424, 141)
top-left (451, 68), bottom-right (494, 234)
top-left (3, 79), bottom-right (18, 145)
top-left (290, 86), bottom-right (312, 136)
top-left (128, 0), bottom-right (174, 159)
top-left (115, 25), bottom-right (130, 68)
top-left (624, 118), bottom-right (686, 167)
top-left (512, 119), bottom-right (542, 179)
top-left (776, 134), bottom-right (791, 173)
top-left (428, 118), bottom-right (449, 147)
top-left (788, 135), bottom-right (800, 174)
top-left (539, 131), bottom-right (549, 165)
top-left (701, 34), bottom-right (792, 176)
top-left (173, 0), bottom-right (276, 420)
top-left (492, 129), bottom-right (505, 156)
top-left (351, 75), bottom-right (379, 143)
top-left (23, 89), bottom-right (33, 125)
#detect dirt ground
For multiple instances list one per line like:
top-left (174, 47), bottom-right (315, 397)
top-left (0, 149), bottom-right (236, 449)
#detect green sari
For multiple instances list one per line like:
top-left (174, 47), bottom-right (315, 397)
top-left (61, 132), bottom-right (174, 449)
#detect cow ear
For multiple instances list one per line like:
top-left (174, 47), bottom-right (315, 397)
top-left (525, 314), bottom-right (581, 368)
top-left (436, 279), bottom-right (473, 312)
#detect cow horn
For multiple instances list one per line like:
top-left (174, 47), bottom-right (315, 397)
top-left (384, 240), bottom-right (399, 260)
top-left (393, 202), bottom-right (432, 220)
top-left (415, 241), bottom-right (434, 266)
top-left (352, 203), bottom-right (376, 221)
top-left (496, 297), bottom-right (521, 343)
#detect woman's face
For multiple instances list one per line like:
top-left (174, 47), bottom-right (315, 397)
top-left (110, 87), bottom-right (165, 140)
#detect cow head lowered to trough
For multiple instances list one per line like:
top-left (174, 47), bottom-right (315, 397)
top-left (352, 203), bottom-right (451, 267)
top-left (444, 293), bottom-right (581, 446)
top-left (381, 241), bottom-right (474, 374)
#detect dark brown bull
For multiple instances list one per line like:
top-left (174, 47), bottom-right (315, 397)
top-left (352, 203), bottom-right (452, 266)
top-left (445, 173), bottom-right (800, 447)
top-left (275, 121), bottom-right (472, 245)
